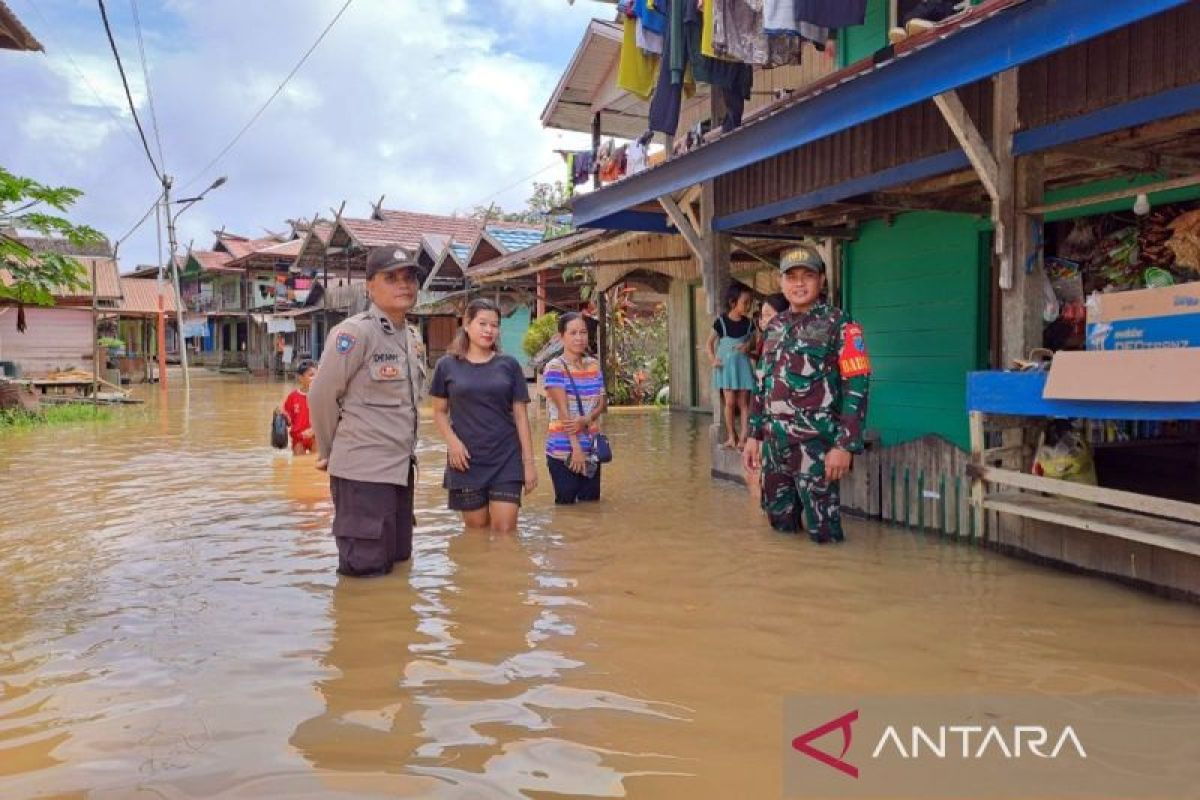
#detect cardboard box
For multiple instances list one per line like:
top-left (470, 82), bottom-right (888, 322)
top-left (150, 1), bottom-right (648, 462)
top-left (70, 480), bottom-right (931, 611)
top-left (1085, 283), bottom-right (1200, 350)
top-left (1044, 348), bottom-right (1200, 402)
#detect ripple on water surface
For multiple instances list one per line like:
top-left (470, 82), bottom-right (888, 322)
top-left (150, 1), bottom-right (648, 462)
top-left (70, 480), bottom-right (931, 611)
top-left (1, 374), bottom-right (1199, 798)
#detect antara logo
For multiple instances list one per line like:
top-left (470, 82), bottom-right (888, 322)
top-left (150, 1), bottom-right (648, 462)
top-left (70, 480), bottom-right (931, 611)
top-left (793, 711), bottom-right (1087, 779)
top-left (792, 710), bottom-right (860, 778)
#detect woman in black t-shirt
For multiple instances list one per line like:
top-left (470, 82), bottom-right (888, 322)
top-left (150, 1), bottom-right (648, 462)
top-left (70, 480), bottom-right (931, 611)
top-left (430, 299), bottom-right (537, 532)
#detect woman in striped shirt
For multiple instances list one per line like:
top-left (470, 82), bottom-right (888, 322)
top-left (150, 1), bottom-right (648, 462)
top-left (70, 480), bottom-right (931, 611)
top-left (543, 312), bottom-right (608, 504)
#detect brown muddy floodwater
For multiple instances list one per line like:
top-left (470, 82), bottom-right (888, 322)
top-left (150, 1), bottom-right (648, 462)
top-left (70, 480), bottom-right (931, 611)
top-left (1, 372), bottom-right (1199, 799)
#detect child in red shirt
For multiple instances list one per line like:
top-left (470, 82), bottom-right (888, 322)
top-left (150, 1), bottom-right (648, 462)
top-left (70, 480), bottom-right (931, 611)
top-left (281, 359), bottom-right (317, 455)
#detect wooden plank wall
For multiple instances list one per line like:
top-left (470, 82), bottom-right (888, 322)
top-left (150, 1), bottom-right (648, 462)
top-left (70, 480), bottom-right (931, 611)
top-left (715, 81), bottom-right (993, 219)
top-left (0, 307), bottom-right (93, 377)
top-left (667, 278), bottom-right (693, 409)
top-left (842, 436), bottom-right (980, 541)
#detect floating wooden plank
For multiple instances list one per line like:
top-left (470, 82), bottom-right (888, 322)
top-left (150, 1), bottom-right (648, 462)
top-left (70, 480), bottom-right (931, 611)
top-left (973, 465), bottom-right (1200, 524)
top-left (982, 492), bottom-right (1200, 557)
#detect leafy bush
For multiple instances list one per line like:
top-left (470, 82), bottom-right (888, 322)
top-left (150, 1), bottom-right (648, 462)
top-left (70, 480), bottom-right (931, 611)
top-left (523, 312), bottom-right (559, 359)
top-left (608, 303), bottom-right (668, 406)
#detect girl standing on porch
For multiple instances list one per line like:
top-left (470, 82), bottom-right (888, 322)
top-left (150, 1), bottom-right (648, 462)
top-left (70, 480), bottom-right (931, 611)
top-left (430, 299), bottom-right (538, 533)
top-left (544, 312), bottom-right (608, 505)
top-left (708, 281), bottom-right (756, 449)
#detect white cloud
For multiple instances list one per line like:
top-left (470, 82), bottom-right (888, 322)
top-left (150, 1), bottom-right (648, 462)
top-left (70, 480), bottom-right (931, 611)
top-left (1, 0), bottom-right (601, 269)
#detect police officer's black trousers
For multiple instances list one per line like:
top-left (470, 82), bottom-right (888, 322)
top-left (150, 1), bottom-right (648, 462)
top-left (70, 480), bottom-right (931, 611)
top-left (329, 469), bottom-right (414, 577)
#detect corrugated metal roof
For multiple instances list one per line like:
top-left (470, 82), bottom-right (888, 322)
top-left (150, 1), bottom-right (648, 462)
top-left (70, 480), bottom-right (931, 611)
top-left (471, 228), bottom-right (610, 281)
top-left (116, 277), bottom-right (177, 315)
top-left (486, 226), bottom-right (544, 253)
top-left (341, 211), bottom-right (484, 251)
top-left (0, 256), bottom-right (121, 300)
top-left (450, 242), bottom-right (471, 260)
top-left (189, 250), bottom-right (239, 273)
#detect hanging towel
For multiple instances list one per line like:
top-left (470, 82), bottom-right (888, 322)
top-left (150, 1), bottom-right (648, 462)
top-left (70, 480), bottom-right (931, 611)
top-left (617, 15), bottom-right (659, 99)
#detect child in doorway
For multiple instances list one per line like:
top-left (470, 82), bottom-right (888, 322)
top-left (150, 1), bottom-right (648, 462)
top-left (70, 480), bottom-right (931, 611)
top-left (707, 281), bottom-right (756, 450)
top-left (281, 359), bottom-right (317, 455)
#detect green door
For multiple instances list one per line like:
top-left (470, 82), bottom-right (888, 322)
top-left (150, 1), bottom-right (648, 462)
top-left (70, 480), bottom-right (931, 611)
top-left (844, 212), bottom-right (990, 450)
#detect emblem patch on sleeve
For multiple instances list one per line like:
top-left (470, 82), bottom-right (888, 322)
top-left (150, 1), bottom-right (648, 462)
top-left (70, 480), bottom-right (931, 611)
top-left (335, 332), bottom-right (357, 354)
top-left (838, 322), bottom-right (871, 377)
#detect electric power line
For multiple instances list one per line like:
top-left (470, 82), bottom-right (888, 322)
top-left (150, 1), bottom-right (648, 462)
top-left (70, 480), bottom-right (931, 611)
top-left (21, 0), bottom-right (145, 157)
top-left (129, 0), bottom-right (166, 169)
top-left (182, 0), bottom-right (354, 191)
top-left (462, 160), bottom-right (562, 214)
top-left (96, 0), bottom-right (161, 181)
top-left (115, 193), bottom-right (163, 252)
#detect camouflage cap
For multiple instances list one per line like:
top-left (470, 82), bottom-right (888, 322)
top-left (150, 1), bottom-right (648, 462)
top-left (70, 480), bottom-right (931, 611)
top-left (779, 245), bottom-right (825, 275)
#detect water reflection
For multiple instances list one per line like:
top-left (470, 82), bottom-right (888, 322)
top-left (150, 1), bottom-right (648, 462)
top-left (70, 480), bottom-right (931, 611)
top-left (0, 374), bottom-right (1198, 797)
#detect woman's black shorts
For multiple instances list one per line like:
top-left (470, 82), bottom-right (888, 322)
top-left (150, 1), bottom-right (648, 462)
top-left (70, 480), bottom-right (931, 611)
top-left (447, 482), bottom-right (523, 511)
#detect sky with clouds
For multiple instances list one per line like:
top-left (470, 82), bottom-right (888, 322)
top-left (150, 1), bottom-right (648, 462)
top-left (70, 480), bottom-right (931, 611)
top-left (1, 0), bottom-right (602, 270)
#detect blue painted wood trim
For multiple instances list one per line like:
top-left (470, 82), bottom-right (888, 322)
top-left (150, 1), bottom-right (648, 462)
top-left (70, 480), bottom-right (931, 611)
top-left (572, 0), bottom-right (1188, 227)
top-left (1014, 82), bottom-right (1200, 155)
top-left (967, 371), bottom-right (1200, 420)
top-left (578, 210), bottom-right (674, 234)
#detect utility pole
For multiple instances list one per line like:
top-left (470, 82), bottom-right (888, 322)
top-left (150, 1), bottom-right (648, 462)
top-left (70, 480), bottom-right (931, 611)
top-left (163, 175), bottom-right (191, 392)
top-left (154, 199), bottom-right (168, 390)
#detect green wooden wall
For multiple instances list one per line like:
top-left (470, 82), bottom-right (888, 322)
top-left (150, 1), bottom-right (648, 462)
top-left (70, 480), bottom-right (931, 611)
top-left (501, 305), bottom-right (531, 367)
top-left (839, 0), bottom-right (985, 67)
top-left (844, 212), bottom-right (990, 450)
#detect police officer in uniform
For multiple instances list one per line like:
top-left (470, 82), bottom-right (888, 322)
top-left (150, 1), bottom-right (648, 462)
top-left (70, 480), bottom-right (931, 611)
top-left (309, 247), bottom-right (428, 577)
top-left (742, 245), bottom-right (871, 543)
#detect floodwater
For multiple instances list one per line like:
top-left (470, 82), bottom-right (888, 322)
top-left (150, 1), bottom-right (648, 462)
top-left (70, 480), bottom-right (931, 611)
top-left (1, 373), bottom-right (1198, 799)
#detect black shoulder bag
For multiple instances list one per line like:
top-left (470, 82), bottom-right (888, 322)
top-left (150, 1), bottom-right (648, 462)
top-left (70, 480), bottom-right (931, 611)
top-left (558, 358), bottom-right (612, 463)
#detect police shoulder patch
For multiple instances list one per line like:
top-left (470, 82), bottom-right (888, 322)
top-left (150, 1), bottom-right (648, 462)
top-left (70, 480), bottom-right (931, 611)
top-left (335, 331), bottom-right (357, 354)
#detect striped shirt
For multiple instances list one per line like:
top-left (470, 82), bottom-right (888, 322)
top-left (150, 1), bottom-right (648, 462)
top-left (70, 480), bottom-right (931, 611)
top-left (544, 356), bottom-right (604, 460)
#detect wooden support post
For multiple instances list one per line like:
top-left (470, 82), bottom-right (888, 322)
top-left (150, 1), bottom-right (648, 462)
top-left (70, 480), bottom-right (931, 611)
top-left (969, 411), bottom-right (986, 542)
top-left (1001, 154), bottom-right (1046, 366)
top-left (934, 90), bottom-right (1001, 202)
top-left (597, 289), bottom-right (609, 393)
top-left (592, 113), bottom-right (601, 191)
top-left (992, 69), bottom-right (1019, 290)
top-left (659, 194), bottom-right (705, 260)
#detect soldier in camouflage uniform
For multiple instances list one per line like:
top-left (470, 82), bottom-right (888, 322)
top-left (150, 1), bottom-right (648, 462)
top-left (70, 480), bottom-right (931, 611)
top-left (743, 246), bottom-right (871, 543)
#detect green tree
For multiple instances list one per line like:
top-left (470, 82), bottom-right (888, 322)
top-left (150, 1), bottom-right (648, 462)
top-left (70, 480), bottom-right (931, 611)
top-left (470, 181), bottom-right (572, 229)
top-left (1, 167), bottom-right (105, 330)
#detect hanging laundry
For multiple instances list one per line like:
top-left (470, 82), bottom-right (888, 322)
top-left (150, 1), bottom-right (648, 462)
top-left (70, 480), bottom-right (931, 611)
top-left (648, 0), bottom-right (686, 135)
top-left (764, 0), bottom-right (866, 35)
top-left (713, 0), bottom-right (803, 67)
top-left (617, 12), bottom-right (659, 99)
top-left (636, 17), bottom-right (664, 54)
top-left (626, 137), bottom-right (649, 175)
top-left (794, 0), bottom-right (869, 29)
top-left (635, 0), bottom-right (668, 35)
top-left (573, 151), bottom-right (594, 186)
top-left (798, 21), bottom-right (829, 50)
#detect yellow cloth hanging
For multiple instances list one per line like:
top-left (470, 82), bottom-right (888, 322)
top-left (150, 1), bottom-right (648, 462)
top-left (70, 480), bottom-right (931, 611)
top-left (702, 0), bottom-right (717, 58)
top-left (617, 16), bottom-right (658, 100)
top-left (703, 0), bottom-right (739, 62)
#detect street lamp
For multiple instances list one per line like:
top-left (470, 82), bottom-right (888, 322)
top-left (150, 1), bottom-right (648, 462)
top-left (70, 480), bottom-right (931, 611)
top-left (163, 175), bottom-right (228, 392)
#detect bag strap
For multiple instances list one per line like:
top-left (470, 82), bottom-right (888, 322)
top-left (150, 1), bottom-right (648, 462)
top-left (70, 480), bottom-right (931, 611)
top-left (718, 315), bottom-right (727, 338)
top-left (558, 358), bottom-right (587, 418)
